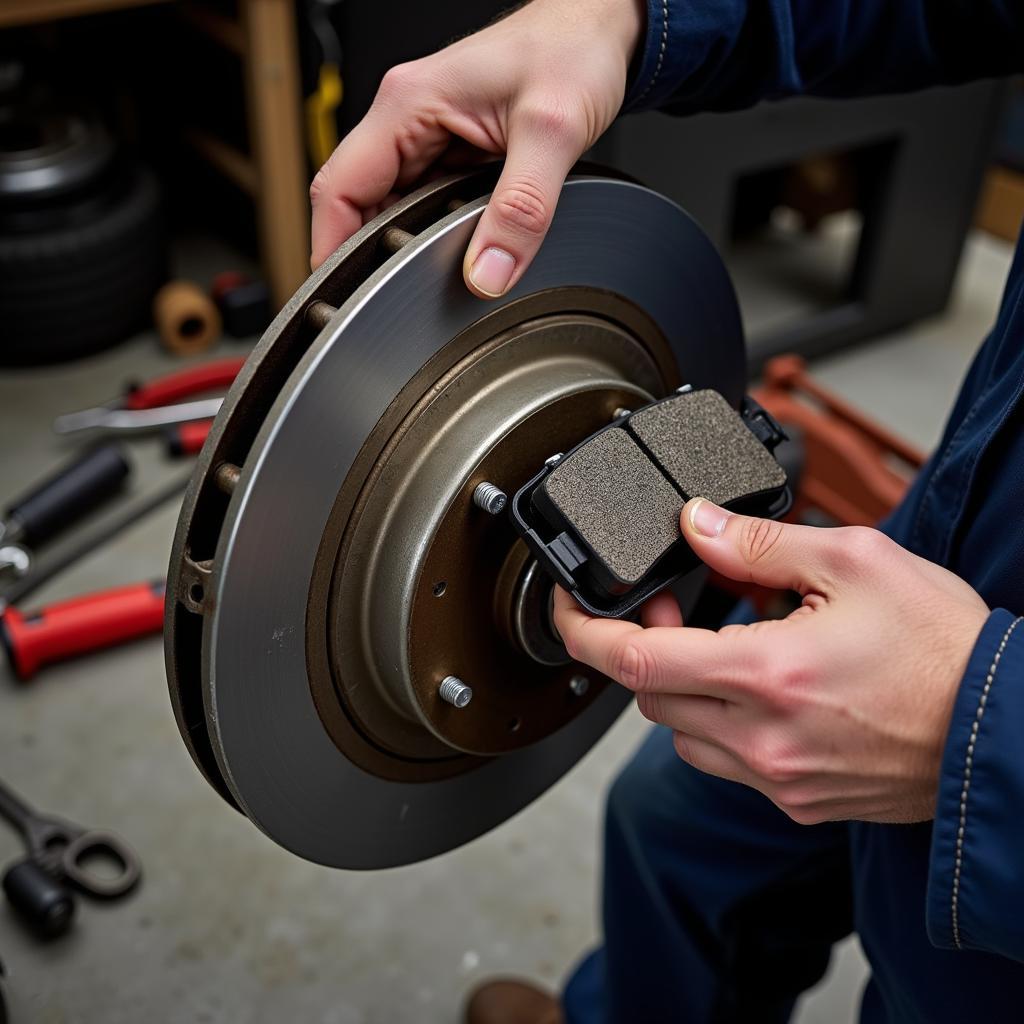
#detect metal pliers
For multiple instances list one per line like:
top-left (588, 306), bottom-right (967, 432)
top-left (53, 356), bottom-right (245, 438)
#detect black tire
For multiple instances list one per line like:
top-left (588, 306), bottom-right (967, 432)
top-left (0, 164), bottom-right (165, 365)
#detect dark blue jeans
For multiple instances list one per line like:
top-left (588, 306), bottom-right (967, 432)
top-left (562, 720), bottom-right (1024, 1022)
top-left (562, 725), bottom-right (852, 1024)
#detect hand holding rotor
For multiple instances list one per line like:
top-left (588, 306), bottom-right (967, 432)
top-left (554, 499), bottom-right (991, 825)
top-left (309, 0), bottom-right (645, 296)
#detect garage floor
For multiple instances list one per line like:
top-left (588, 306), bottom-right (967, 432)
top-left (0, 230), bottom-right (1014, 1024)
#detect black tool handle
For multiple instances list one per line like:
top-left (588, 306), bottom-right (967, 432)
top-left (5, 445), bottom-right (131, 547)
top-left (2, 858), bottom-right (75, 939)
top-left (2, 470), bottom-right (189, 610)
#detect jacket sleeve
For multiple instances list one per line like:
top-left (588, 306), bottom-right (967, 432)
top-left (927, 609), bottom-right (1024, 960)
top-left (623, 0), bottom-right (1023, 115)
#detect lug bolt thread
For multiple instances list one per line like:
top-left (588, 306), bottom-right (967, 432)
top-left (473, 482), bottom-right (507, 515)
top-left (439, 676), bottom-right (473, 708)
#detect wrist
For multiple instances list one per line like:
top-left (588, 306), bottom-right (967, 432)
top-left (612, 0), bottom-right (647, 65)
top-left (539, 0), bottom-right (645, 66)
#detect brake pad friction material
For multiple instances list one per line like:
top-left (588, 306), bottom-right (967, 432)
top-left (629, 390), bottom-right (787, 506)
top-left (539, 428), bottom-right (681, 586)
top-left (511, 388), bottom-right (790, 617)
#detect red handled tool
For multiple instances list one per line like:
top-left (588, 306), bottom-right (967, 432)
top-left (121, 357), bottom-right (244, 410)
top-left (0, 581), bottom-right (165, 681)
top-left (164, 419), bottom-right (214, 458)
top-left (53, 357), bottom-right (245, 438)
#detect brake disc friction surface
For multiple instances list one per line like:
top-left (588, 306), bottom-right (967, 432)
top-left (166, 174), bottom-right (744, 868)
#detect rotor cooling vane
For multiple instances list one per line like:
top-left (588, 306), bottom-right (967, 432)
top-left (165, 167), bottom-right (746, 868)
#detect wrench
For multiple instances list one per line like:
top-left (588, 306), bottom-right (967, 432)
top-left (0, 776), bottom-right (141, 899)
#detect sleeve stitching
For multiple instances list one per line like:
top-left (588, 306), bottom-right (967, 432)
top-left (635, 0), bottom-right (669, 104)
top-left (951, 615), bottom-right (1023, 949)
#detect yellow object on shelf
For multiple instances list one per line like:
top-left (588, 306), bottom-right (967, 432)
top-left (305, 63), bottom-right (343, 169)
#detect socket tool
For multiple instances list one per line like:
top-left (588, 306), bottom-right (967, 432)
top-left (511, 388), bottom-right (790, 617)
top-left (0, 775), bottom-right (141, 938)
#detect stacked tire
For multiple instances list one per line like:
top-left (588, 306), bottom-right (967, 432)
top-left (0, 103), bottom-right (165, 364)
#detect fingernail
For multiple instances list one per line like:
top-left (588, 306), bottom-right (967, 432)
top-left (688, 498), bottom-right (730, 538)
top-left (469, 247), bottom-right (516, 297)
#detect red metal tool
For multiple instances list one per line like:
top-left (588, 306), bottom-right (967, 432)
top-left (0, 581), bottom-right (165, 681)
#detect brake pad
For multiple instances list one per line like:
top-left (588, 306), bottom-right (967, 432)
top-left (510, 388), bottom-right (790, 617)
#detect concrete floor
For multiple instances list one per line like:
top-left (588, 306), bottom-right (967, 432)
top-left (0, 229), bottom-right (1014, 1024)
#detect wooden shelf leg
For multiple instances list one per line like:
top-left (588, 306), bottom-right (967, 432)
top-left (240, 0), bottom-right (310, 308)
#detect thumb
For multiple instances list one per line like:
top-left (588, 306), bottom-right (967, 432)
top-left (462, 108), bottom-right (583, 299)
top-left (680, 497), bottom-right (838, 594)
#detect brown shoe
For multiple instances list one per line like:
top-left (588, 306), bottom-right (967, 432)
top-left (464, 978), bottom-right (564, 1024)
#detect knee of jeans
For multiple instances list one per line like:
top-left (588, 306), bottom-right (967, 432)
top-left (605, 732), bottom-right (682, 838)
top-left (604, 727), bottom-right (734, 847)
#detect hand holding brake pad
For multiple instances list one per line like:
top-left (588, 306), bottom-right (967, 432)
top-left (509, 388), bottom-right (791, 618)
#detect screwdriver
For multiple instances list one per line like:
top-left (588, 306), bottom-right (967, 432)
top-left (0, 446), bottom-right (131, 550)
top-left (0, 581), bottom-right (165, 681)
top-left (53, 357), bottom-right (244, 438)
top-left (0, 471), bottom-right (191, 680)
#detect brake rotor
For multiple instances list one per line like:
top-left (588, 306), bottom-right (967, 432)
top-left (165, 166), bottom-right (745, 868)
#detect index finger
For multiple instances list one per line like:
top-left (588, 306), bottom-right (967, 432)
top-left (553, 587), bottom-right (758, 700)
top-left (309, 117), bottom-right (405, 269)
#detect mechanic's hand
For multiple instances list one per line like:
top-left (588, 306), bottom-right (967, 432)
top-left (309, 0), bottom-right (645, 296)
top-left (554, 498), bottom-right (991, 825)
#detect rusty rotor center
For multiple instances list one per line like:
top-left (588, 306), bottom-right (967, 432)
top-left (311, 292), bottom-right (679, 770)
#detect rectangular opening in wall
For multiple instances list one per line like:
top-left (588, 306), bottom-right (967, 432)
top-left (727, 142), bottom-right (894, 351)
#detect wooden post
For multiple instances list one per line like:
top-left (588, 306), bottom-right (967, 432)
top-left (240, 0), bottom-right (311, 308)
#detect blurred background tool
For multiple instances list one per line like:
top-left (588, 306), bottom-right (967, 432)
top-left (53, 357), bottom-right (244, 438)
top-left (164, 419), bottom-right (214, 458)
top-left (0, 471), bottom-right (188, 677)
top-left (0, 581), bottom-right (165, 681)
top-left (0, 446), bottom-right (130, 550)
top-left (152, 280), bottom-right (223, 356)
top-left (1, 859), bottom-right (74, 940)
top-left (0, 445), bottom-right (132, 586)
top-left (53, 398), bottom-right (224, 439)
top-left (0, 470), bottom-right (191, 612)
top-left (210, 271), bottom-right (272, 338)
top-left (0, 773), bottom-right (141, 939)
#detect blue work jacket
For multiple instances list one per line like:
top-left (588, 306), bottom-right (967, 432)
top-left (625, 0), bottom-right (1024, 1017)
